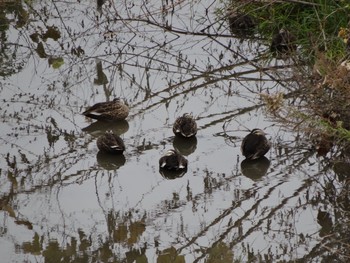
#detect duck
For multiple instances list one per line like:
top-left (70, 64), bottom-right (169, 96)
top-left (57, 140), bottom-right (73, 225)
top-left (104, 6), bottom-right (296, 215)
top-left (173, 113), bottom-right (197, 138)
top-left (228, 12), bottom-right (255, 35)
top-left (159, 149), bottom-right (188, 171)
top-left (241, 128), bottom-right (271, 160)
top-left (270, 29), bottom-right (296, 54)
top-left (96, 130), bottom-right (125, 154)
top-left (83, 98), bottom-right (129, 122)
top-left (96, 151), bottom-right (126, 170)
top-left (173, 135), bottom-right (197, 156)
top-left (82, 119), bottom-right (129, 138)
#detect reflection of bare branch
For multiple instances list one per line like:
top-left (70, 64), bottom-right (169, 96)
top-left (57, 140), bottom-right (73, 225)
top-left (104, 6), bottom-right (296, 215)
top-left (190, 172), bottom-right (314, 262)
top-left (1, 1), bottom-right (349, 261)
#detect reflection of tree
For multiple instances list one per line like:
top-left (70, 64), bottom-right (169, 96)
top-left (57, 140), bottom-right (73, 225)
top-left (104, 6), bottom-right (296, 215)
top-left (4, 130), bottom-right (349, 262)
top-left (157, 247), bottom-right (185, 263)
top-left (0, 1), bottom-right (29, 77)
top-left (305, 162), bottom-right (350, 262)
top-left (106, 211), bottom-right (146, 245)
top-left (20, 230), bottom-right (117, 263)
top-left (0, 0), bottom-right (349, 262)
top-left (171, 146), bottom-right (350, 262)
top-left (19, 226), bottom-right (149, 263)
top-left (206, 242), bottom-right (233, 263)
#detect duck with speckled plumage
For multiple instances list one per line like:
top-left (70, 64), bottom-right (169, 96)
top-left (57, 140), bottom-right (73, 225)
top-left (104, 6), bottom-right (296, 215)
top-left (83, 98), bottom-right (129, 122)
top-left (173, 113), bottom-right (197, 138)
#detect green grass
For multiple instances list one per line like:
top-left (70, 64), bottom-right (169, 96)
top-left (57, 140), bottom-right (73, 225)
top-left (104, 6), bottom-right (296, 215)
top-left (229, 0), bottom-right (350, 62)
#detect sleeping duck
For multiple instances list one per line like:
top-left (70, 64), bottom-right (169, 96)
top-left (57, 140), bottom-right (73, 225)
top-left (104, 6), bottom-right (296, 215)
top-left (241, 128), bottom-right (271, 160)
top-left (173, 113), bottom-right (197, 138)
top-left (159, 149), bottom-right (188, 171)
top-left (97, 130), bottom-right (125, 154)
top-left (83, 98), bottom-right (129, 122)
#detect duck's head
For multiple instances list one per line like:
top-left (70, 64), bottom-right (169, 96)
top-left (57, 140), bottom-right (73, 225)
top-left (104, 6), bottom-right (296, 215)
top-left (113, 98), bottom-right (121, 102)
top-left (251, 128), bottom-right (267, 136)
top-left (183, 113), bottom-right (193, 118)
top-left (164, 149), bottom-right (177, 156)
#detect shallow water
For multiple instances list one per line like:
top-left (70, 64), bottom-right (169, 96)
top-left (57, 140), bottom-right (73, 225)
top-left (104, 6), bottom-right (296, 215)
top-left (0, 1), bottom-right (349, 262)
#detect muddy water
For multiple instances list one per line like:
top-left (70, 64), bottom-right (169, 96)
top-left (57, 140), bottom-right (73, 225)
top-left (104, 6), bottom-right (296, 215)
top-left (0, 1), bottom-right (348, 262)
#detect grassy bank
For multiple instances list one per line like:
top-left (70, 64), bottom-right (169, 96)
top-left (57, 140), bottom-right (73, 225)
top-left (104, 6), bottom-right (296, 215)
top-left (229, 0), bottom-right (349, 61)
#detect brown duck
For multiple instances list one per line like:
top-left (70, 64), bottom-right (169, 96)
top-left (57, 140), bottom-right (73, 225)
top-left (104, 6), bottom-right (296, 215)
top-left (270, 29), bottom-right (296, 54)
top-left (228, 12), bottom-right (255, 35)
top-left (97, 131), bottom-right (125, 154)
top-left (241, 129), bottom-right (271, 160)
top-left (83, 98), bottom-right (129, 121)
top-left (173, 113), bottom-right (197, 138)
top-left (159, 149), bottom-right (188, 171)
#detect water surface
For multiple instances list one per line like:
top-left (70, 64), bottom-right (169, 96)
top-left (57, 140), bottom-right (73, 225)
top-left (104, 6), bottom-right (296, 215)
top-left (0, 0), bottom-right (348, 262)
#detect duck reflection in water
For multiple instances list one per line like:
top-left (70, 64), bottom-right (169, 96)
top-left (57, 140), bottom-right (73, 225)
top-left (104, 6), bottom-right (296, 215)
top-left (241, 156), bottom-right (270, 181)
top-left (97, 152), bottom-right (126, 170)
top-left (159, 149), bottom-right (188, 179)
top-left (173, 135), bottom-right (197, 156)
top-left (82, 119), bottom-right (129, 137)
